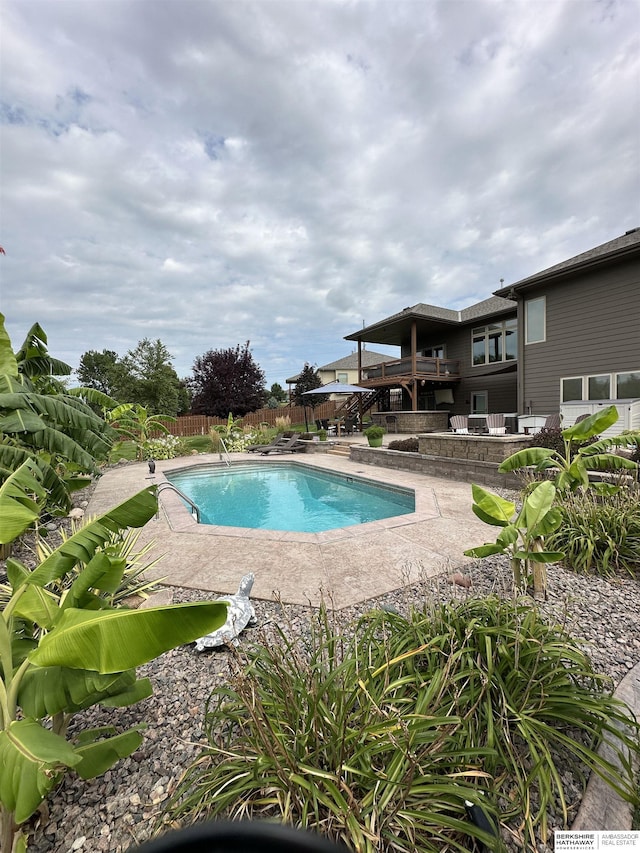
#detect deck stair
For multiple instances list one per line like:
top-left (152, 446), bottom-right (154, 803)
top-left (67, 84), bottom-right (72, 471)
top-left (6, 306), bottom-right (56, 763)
top-left (336, 387), bottom-right (388, 419)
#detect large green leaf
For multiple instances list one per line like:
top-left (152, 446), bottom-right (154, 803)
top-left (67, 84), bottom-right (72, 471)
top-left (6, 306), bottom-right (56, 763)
top-left (26, 486), bottom-right (159, 588)
top-left (0, 313), bottom-right (19, 377)
top-left (0, 410), bottom-right (48, 434)
top-left (498, 447), bottom-right (556, 472)
top-left (73, 726), bottom-right (145, 779)
top-left (6, 558), bottom-right (58, 627)
top-left (0, 718), bottom-right (81, 823)
top-left (0, 443), bottom-right (73, 513)
top-left (21, 426), bottom-right (99, 473)
top-left (63, 551), bottom-right (126, 610)
top-left (470, 483), bottom-right (515, 524)
top-left (17, 667), bottom-right (141, 717)
top-left (582, 453), bottom-right (638, 472)
top-left (29, 601), bottom-right (227, 673)
top-left (0, 459), bottom-right (46, 544)
top-left (464, 543), bottom-right (505, 558)
top-left (517, 481), bottom-right (556, 532)
top-left (513, 549), bottom-right (565, 563)
top-left (562, 405), bottom-right (619, 441)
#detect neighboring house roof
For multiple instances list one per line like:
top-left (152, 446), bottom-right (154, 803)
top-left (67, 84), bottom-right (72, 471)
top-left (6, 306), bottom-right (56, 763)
top-left (286, 349), bottom-right (395, 383)
top-left (318, 350), bottom-right (396, 371)
top-left (494, 227), bottom-right (640, 296)
top-left (345, 296), bottom-right (515, 345)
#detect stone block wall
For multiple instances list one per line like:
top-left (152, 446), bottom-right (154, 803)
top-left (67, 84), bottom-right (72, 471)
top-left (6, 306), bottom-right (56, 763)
top-left (370, 411), bottom-right (449, 434)
top-left (417, 433), bottom-right (532, 464)
top-left (349, 446), bottom-right (524, 489)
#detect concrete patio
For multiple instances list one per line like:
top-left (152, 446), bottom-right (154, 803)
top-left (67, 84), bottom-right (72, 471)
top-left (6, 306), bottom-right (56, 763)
top-left (87, 450), bottom-right (493, 609)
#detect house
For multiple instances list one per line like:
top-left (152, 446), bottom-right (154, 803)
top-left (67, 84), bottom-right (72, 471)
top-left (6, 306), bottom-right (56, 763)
top-left (344, 228), bottom-right (640, 430)
top-left (344, 297), bottom-right (518, 421)
top-left (285, 350), bottom-right (395, 396)
top-left (493, 227), bottom-right (640, 428)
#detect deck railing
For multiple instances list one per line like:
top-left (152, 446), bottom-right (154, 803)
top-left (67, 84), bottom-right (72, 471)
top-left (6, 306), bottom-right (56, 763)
top-left (362, 356), bottom-right (459, 382)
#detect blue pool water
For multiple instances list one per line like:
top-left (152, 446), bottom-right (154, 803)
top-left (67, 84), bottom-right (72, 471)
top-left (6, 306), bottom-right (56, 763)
top-left (165, 463), bottom-right (415, 533)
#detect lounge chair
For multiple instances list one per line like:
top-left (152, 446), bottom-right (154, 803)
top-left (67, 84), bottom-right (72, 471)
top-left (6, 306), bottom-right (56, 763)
top-left (247, 433), bottom-right (284, 453)
top-left (260, 433), bottom-right (304, 455)
top-left (486, 413), bottom-right (506, 434)
top-left (450, 415), bottom-right (469, 434)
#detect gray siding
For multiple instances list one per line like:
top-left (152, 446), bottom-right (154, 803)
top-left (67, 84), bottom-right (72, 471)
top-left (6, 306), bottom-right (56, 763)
top-left (519, 256), bottom-right (640, 415)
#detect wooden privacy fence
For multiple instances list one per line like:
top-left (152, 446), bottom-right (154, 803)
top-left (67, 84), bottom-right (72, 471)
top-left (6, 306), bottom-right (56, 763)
top-left (163, 402), bottom-right (339, 436)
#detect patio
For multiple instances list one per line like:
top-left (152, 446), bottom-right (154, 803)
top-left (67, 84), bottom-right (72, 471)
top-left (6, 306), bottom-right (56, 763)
top-left (87, 453), bottom-right (492, 609)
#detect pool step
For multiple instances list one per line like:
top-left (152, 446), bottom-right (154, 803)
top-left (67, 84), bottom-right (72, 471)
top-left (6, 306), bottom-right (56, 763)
top-left (328, 442), bottom-right (351, 457)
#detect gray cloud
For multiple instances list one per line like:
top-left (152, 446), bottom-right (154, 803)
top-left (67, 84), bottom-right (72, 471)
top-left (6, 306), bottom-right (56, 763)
top-left (1, 0), bottom-right (638, 385)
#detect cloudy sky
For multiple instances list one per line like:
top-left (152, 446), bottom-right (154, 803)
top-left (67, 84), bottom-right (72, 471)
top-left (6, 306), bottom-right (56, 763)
top-left (1, 0), bottom-right (638, 388)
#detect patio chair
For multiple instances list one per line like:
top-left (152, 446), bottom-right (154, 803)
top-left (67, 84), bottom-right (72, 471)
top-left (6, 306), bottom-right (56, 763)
top-left (450, 415), bottom-right (469, 434)
top-left (344, 416), bottom-right (357, 434)
top-left (544, 413), bottom-right (561, 431)
top-left (486, 413), bottom-right (506, 434)
top-left (247, 433), bottom-right (284, 452)
top-left (260, 433), bottom-right (304, 455)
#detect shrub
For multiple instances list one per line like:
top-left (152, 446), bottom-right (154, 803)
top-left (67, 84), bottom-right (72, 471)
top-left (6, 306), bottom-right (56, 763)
top-left (142, 434), bottom-right (184, 460)
top-left (165, 598), bottom-right (639, 852)
top-left (388, 437), bottom-right (419, 452)
top-left (548, 487), bottom-right (640, 577)
top-left (363, 424), bottom-right (385, 439)
top-left (275, 415), bottom-right (291, 431)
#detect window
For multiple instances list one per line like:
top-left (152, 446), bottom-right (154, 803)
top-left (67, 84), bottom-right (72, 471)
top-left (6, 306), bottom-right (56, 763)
top-left (562, 377), bottom-right (583, 402)
top-left (525, 297), bottom-right (545, 344)
top-left (337, 372), bottom-right (348, 383)
top-left (587, 374), bottom-right (610, 400)
top-left (472, 319), bottom-right (517, 366)
top-left (423, 345), bottom-right (444, 358)
top-left (562, 370), bottom-right (640, 402)
top-left (471, 392), bottom-right (488, 414)
top-left (616, 371), bottom-right (640, 398)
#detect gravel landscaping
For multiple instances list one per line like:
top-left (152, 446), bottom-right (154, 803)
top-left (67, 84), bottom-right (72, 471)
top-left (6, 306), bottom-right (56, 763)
top-left (19, 555), bottom-right (638, 853)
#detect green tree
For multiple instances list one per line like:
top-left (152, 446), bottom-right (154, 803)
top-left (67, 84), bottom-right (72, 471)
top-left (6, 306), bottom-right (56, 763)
top-left (189, 342), bottom-right (266, 418)
top-left (77, 340), bottom-right (187, 417)
top-left (292, 363), bottom-right (323, 409)
top-left (76, 350), bottom-right (127, 398)
top-left (269, 382), bottom-right (287, 404)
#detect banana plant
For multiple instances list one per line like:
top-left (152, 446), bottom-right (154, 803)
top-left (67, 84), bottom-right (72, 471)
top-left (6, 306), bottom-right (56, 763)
top-left (0, 485), bottom-right (227, 853)
top-left (498, 406), bottom-right (638, 493)
top-left (464, 480), bottom-right (564, 599)
top-left (108, 403), bottom-right (176, 460)
top-left (0, 315), bottom-right (116, 515)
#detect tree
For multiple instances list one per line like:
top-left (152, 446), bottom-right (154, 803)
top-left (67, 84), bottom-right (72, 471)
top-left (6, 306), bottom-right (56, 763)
top-left (292, 363), bottom-right (323, 409)
top-left (77, 339), bottom-right (187, 417)
top-left (76, 350), bottom-right (126, 398)
top-left (269, 382), bottom-right (287, 404)
top-left (189, 342), bottom-right (266, 418)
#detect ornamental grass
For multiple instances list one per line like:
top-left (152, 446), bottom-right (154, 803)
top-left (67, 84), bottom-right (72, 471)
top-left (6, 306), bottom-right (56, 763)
top-left (166, 598), bottom-right (640, 852)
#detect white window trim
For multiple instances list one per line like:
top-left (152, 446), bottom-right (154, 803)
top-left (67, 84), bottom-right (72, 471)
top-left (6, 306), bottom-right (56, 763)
top-left (525, 296), bottom-right (546, 344)
top-left (561, 369), bottom-right (640, 402)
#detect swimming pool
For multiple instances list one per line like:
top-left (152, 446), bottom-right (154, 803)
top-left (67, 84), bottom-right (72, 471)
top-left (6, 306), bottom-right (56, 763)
top-left (165, 462), bottom-right (415, 533)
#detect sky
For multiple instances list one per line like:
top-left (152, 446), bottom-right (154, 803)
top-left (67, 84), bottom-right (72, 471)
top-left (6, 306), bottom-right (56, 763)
top-left (1, 0), bottom-right (639, 388)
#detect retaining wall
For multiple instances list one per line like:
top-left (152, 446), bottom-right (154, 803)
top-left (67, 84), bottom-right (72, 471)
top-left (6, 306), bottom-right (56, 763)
top-left (349, 446), bottom-right (524, 489)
